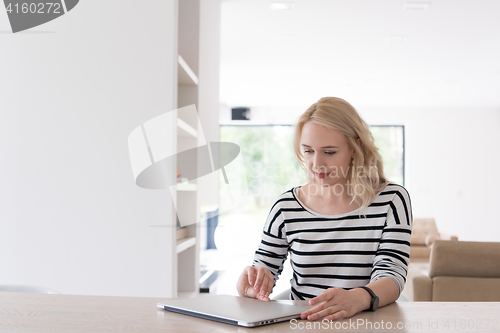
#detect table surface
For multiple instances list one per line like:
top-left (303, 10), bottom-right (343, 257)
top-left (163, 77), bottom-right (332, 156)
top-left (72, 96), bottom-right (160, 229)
top-left (1, 292), bottom-right (499, 332)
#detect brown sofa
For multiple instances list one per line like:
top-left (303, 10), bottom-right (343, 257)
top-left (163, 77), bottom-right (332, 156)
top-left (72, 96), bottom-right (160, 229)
top-left (405, 240), bottom-right (500, 301)
top-left (410, 218), bottom-right (458, 262)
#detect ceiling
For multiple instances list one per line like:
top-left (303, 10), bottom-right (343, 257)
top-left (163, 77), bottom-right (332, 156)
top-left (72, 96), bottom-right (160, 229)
top-left (219, 0), bottom-right (500, 108)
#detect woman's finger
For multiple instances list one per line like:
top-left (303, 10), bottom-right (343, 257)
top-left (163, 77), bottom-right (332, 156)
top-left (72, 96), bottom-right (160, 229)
top-left (254, 268), bottom-right (267, 290)
top-left (256, 292), bottom-right (271, 301)
top-left (245, 266), bottom-right (256, 286)
top-left (258, 275), bottom-right (272, 297)
top-left (325, 310), bottom-right (347, 321)
top-left (300, 301), bottom-right (329, 320)
top-left (263, 276), bottom-right (274, 297)
top-left (305, 305), bottom-right (341, 321)
top-left (310, 288), bottom-right (335, 305)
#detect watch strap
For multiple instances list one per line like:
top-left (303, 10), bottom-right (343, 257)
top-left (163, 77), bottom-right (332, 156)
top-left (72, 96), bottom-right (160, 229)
top-left (359, 286), bottom-right (378, 311)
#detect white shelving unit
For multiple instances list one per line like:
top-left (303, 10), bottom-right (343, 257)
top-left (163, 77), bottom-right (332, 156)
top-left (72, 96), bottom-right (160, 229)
top-left (178, 55), bottom-right (199, 86)
top-left (176, 237), bottom-right (197, 254)
top-left (171, 0), bottom-right (201, 298)
top-left (176, 182), bottom-right (197, 192)
top-left (177, 118), bottom-right (198, 137)
top-left (128, 0), bottom-right (219, 299)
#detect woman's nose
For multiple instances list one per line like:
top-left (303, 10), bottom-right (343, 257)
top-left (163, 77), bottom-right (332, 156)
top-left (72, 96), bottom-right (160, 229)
top-left (313, 154), bottom-right (325, 170)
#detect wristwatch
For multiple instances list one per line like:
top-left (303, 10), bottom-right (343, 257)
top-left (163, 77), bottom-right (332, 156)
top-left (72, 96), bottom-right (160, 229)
top-left (359, 286), bottom-right (379, 311)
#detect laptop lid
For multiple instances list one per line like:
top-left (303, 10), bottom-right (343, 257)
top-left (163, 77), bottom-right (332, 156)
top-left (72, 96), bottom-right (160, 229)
top-left (157, 294), bottom-right (312, 327)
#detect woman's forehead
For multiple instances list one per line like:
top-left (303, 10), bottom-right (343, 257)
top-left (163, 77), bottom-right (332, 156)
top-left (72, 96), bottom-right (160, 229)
top-left (301, 122), bottom-right (347, 146)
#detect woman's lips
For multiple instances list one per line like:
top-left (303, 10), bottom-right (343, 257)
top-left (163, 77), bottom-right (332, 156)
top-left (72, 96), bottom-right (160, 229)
top-left (315, 172), bottom-right (330, 178)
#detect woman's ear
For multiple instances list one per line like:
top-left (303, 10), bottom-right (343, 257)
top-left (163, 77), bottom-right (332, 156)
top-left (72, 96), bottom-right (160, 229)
top-left (352, 138), bottom-right (362, 158)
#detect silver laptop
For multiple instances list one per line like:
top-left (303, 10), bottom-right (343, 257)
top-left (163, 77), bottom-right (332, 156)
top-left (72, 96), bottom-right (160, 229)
top-left (157, 294), bottom-right (312, 327)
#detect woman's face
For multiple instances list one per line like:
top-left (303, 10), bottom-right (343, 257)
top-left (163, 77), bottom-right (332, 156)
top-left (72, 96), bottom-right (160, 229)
top-left (301, 122), bottom-right (354, 189)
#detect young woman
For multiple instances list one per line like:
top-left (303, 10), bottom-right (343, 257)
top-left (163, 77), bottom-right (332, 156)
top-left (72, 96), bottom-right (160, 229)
top-left (236, 97), bottom-right (412, 321)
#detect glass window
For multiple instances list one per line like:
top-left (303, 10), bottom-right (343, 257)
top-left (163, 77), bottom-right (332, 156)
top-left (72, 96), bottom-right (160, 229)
top-left (218, 124), bottom-right (405, 226)
top-left (370, 125), bottom-right (405, 186)
top-left (202, 125), bottom-right (405, 295)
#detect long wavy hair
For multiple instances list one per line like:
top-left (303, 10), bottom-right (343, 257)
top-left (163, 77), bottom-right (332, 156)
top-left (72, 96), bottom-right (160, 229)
top-left (293, 97), bottom-right (388, 210)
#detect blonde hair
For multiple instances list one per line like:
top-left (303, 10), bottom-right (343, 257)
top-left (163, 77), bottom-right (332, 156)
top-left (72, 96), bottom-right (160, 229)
top-left (293, 97), bottom-right (388, 210)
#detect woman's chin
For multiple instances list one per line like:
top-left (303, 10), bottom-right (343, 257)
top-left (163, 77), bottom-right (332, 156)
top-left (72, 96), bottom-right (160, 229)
top-left (312, 178), bottom-right (347, 189)
top-left (312, 179), bottom-right (334, 187)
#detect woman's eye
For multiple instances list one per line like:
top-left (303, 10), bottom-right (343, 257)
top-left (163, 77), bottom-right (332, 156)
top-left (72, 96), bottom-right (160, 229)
top-left (325, 152), bottom-right (336, 155)
top-left (304, 150), bottom-right (313, 154)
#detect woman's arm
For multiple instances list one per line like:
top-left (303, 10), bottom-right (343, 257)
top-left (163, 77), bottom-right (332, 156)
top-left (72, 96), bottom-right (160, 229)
top-left (370, 185), bottom-right (413, 296)
top-left (236, 193), bottom-right (291, 299)
top-left (300, 277), bottom-right (399, 321)
top-left (361, 277), bottom-right (399, 308)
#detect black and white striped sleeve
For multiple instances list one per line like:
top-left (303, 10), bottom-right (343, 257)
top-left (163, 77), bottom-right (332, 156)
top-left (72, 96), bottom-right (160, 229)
top-left (252, 199), bottom-right (290, 282)
top-left (370, 185), bottom-right (413, 296)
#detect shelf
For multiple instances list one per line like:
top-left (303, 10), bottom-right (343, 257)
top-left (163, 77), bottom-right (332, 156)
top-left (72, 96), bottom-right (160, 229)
top-left (176, 182), bottom-right (196, 191)
top-left (178, 291), bottom-right (200, 299)
top-left (177, 118), bottom-right (197, 138)
top-left (176, 237), bottom-right (196, 254)
top-left (200, 204), bottom-right (219, 213)
top-left (174, 2), bottom-right (201, 298)
top-left (178, 55), bottom-right (198, 86)
top-left (176, 227), bottom-right (188, 240)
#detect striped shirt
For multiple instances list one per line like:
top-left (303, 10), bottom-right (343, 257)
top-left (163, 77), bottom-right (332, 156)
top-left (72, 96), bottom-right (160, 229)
top-left (252, 183), bottom-right (413, 300)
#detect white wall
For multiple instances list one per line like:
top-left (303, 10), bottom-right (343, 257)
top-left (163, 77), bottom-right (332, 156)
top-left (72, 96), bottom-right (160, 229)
top-left (197, 0), bottom-right (221, 254)
top-left (363, 106), bottom-right (500, 243)
top-left (198, 0), bottom-right (221, 212)
top-left (0, 0), bottom-right (178, 296)
top-left (220, 105), bottom-right (500, 242)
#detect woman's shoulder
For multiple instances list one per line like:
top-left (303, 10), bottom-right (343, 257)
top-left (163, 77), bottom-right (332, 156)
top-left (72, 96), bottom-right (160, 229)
top-left (268, 187), bottom-right (301, 211)
top-left (277, 186), bottom-right (302, 199)
top-left (380, 182), bottom-right (410, 194)
top-left (280, 187), bottom-right (302, 203)
top-left (376, 182), bottom-right (412, 226)
top-left (376, 182), bottom-right (412, 203)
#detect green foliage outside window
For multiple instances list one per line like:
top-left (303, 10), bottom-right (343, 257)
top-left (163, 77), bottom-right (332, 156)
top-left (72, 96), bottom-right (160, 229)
top-left (219, 125), bottom-right (404, 228)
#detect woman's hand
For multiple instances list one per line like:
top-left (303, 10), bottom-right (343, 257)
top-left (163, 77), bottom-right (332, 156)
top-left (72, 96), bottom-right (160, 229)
top-left (236, 266), bottom-right (274, 301)
top-left (300, 287), bottom-right (370, 321)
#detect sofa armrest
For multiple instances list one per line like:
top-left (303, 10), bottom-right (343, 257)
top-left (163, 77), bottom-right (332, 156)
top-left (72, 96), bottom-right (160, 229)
top-left (439, 233), bottom-right (458, 241)
top-left (403, 265), bottom-right (433, 301)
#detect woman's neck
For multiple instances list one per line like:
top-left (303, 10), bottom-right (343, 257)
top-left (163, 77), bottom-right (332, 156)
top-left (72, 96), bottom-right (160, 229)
top-left (298, 183), bottom-right (361, 216)
top-left (301, 182), bottom-right (354, 203)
